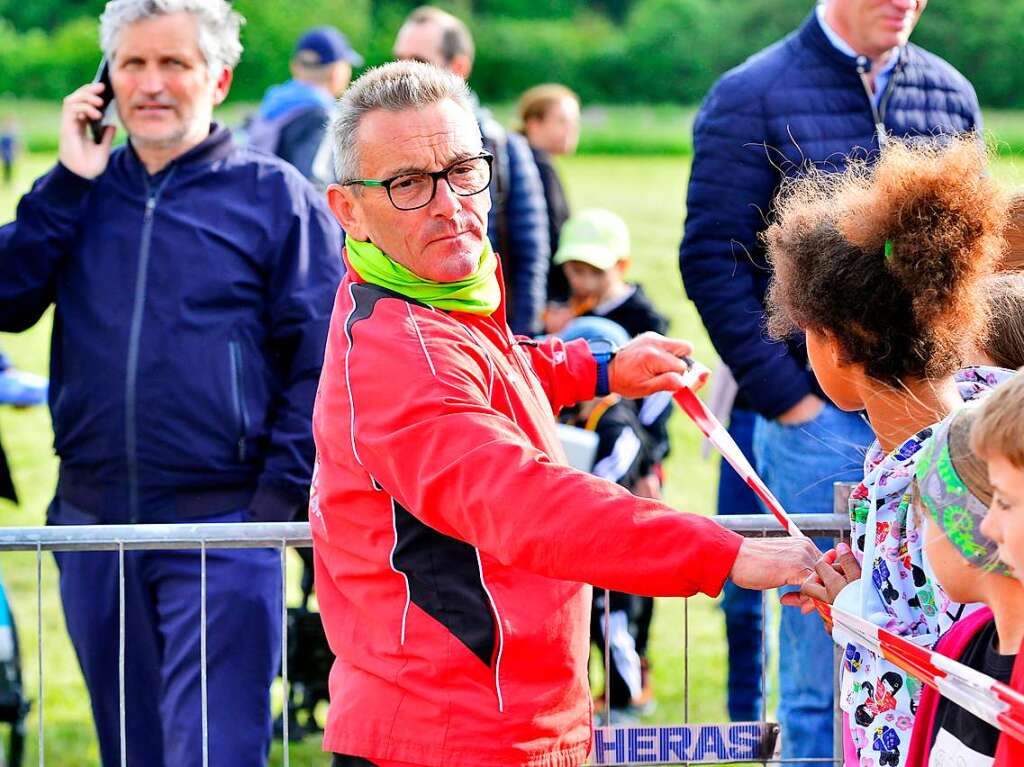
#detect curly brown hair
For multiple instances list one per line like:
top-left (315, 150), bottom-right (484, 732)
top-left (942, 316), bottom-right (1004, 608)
top-left (764, 135), bottom-right (1005, 385)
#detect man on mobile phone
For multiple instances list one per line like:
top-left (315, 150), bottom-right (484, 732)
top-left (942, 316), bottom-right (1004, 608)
top-left (0, 1), bottom-right (342, 765)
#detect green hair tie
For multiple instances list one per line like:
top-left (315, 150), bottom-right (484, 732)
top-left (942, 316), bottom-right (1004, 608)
top-left (884, 239), bottom-right (894, 261)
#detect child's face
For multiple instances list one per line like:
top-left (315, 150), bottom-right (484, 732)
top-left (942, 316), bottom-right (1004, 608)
top-left (563, 260), bottom-right (622, 303)
top-left (922, 514), bottom-right (983, 604)
top-left (981, 454), bottom-right (1024, 577)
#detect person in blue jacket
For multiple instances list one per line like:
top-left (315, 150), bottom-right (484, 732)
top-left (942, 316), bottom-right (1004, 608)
top-left (247, 26), bottom-right (363, 187)
top-left (393, 5), bottom-right (551, 336)
top-left (0, 1), bottom-right (342, 765)
top-left (679, 0), bottom-right (980, 764)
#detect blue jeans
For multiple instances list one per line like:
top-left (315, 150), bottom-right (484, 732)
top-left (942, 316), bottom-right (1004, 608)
top-left (716, 407), bottom-right (765, 722)
top-left (52, 501), bottom-right (282, 767)
top-left (754, 403), bottom-right (872, 766)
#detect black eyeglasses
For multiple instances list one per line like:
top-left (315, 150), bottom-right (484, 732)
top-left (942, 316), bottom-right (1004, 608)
top-left (342, 152), bottom-right (493, 211)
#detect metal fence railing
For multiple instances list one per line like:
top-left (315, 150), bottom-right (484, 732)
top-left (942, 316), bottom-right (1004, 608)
top-left (0, 485), bottom-right (855, 767)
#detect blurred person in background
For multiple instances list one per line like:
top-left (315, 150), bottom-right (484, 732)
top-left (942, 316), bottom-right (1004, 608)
top-left (679, 0), bottom-right (981, 763)
top-left (248, 25), bottom-right (363, 188)
top-left (516, 83), bottom-right (580, 303)
top-left (0, 1), bottom-right (342, 764)
top-left (394, 5), bottom-right (552, 336)
top-left (0, 117), bottom-right (19, 186)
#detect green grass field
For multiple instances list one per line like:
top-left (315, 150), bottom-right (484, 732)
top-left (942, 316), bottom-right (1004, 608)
top-left (2, 129), bottom-right (1024, 764)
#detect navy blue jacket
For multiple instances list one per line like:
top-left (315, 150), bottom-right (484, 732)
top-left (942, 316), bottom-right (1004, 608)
top-left (476, 101), bottom-right (551, 336)
top-left (680, 13), bottom-right (981, 418)
top-left (0, 125), bottom-right (343, 523)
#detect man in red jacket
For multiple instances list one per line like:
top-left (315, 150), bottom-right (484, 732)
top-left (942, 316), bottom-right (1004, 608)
top-left (311, 60), bottom-right (819, 767)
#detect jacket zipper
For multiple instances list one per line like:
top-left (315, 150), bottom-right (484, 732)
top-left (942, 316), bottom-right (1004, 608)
top-left (229, 342), bottom-right (250, 462)
top-left (125, 168), bottom-right (176, 522)
top-left (475, 550), bottom-right (505, 713)
top-left (856, 54), bottom-right (902, 149)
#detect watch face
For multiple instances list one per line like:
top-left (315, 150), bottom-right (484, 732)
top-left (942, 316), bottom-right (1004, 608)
top-left (588, 338), bottom-right (616, 358)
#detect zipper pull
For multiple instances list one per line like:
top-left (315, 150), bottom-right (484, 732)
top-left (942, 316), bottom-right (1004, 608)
top-left (144, 196), bottom-right (156, 221)
top-left (856, 55), bottom-right (870, 75)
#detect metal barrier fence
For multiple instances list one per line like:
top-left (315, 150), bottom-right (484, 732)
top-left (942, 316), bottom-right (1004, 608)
top-left (0, 485), bottom-right (855, 767)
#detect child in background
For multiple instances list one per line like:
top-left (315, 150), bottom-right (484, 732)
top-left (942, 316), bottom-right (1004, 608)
top-left (547, 210), bottom-right (673, 705)
top-left (764, 136), bottom-right (1007, 766)
top-left (1001, 191), bottom-right (1024, 271)
top-left (977, 272), bottom-right (1024, 371)
top-left (545, 208), bottom-right (671, 478)
top-left (557, 316), bottom-right (657, 723)
top-left (972, 370), bottom-right (1024, 767)
top-left (904, 405), bottom-right (1024, 766)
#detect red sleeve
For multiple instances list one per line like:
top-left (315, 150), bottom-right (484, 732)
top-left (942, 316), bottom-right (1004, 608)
top-left (347, 311), bottom-right (741, 598)
top-left (520, 335), bottom-right (596, 413)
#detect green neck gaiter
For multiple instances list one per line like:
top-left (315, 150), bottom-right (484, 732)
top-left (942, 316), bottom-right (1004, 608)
top-left (345, 235), bottom-right (501, 316)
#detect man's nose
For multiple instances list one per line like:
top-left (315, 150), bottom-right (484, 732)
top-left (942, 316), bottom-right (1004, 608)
top-left (138, 65), bottom-right (166, 95)
top-left (430, 177), bottom-right (461, 217)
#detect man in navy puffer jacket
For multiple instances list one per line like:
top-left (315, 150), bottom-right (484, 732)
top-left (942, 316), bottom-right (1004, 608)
top-left (0, 2), bottom-right (341, 765)
top-left (680, 1), bottom-right (980, 765)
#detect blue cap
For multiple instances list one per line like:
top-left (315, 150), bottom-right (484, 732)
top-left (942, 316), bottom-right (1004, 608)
top-left (294, 26), bottom-right (363, 67)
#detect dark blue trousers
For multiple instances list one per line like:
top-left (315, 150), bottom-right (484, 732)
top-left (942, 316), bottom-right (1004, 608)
top-left (715, 407), bottom-right (765, 722)
top-left (53, 503), bottom-right (282, 767)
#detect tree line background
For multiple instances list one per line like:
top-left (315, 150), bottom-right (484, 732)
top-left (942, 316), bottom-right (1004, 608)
top-left (0, 0), bottom-right (1021, 108)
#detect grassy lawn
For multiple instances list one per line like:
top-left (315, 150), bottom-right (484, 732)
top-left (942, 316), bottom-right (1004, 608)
top-left (1, 136), bottom-right (1024, 764)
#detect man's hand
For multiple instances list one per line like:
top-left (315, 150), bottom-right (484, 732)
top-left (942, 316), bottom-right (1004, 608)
top-left (780, 542), bottom-right (861, 613)
top-left (59, 82), bottom-right (116, 180)
top-left (777, 393), bottom-right (825, 426)
top-left (729, 536), bottom-right (822, 590)
top-left (608, 332), bottom-right (694, 398)
top-left (633, 473), bottom-right (661, 500)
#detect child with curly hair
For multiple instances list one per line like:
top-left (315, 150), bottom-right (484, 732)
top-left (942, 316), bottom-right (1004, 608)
top-left (763, 135), bottom-right (1009, 767)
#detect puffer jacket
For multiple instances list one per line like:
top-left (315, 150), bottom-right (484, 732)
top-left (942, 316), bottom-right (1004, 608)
top-left (310, 256), bottom-right (742, 767)
top-left (679, 11), bottom-right (981, 419)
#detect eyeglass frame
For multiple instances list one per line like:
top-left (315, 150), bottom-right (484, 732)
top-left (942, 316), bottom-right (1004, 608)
top-left (341, 152), bottom-right (495, 211)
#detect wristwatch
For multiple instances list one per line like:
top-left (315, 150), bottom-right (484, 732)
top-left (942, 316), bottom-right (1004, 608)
top-left (589, 338), bottom-right (618, 397)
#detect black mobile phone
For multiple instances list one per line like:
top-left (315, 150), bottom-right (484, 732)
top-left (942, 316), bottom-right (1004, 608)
top-left (89, 57), bottom-right (115, 144)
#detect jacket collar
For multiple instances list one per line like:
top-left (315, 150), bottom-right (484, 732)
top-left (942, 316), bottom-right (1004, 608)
top-left (124, 122), bottom-right (235, 180)
top-left (797, 10), bottom-right (907, 74)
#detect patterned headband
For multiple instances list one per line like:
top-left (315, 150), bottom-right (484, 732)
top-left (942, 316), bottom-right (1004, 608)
top-left (914, 407), bottom-right (1012, 577)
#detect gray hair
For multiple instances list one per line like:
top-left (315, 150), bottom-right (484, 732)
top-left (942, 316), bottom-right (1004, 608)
top-left (331, 60), bottom-right (474, 183)
top-left (99, 0), bottom-right (244, 74)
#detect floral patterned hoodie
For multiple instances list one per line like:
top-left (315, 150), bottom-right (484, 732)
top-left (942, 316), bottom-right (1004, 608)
top-left (834, 366), bottom-right (1013, 767)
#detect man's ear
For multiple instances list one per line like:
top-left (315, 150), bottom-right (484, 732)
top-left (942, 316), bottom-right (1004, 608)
top-left (327, 185), bottom-right (369, 240)
top-left (212, 67), bottom-right (233, 107)
top-left (449, 54), bottom-right (472, 80)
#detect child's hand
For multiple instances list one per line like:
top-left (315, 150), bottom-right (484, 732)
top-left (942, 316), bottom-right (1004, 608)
top-left (543, 304), bottom-right (574, 334)
top-left (801, 543), bottom-right (860, 604)
top-left (781, 543), bottom-right (860, 616)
